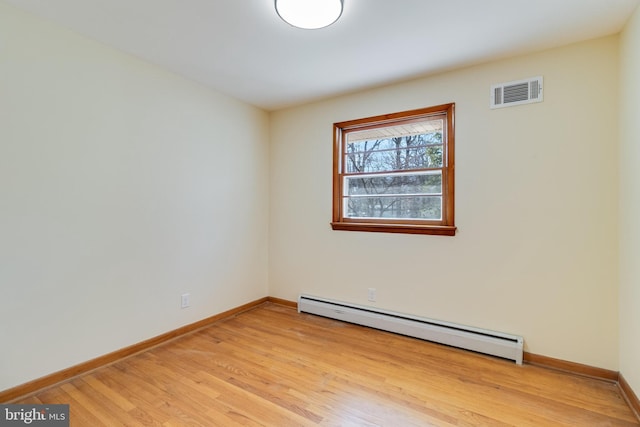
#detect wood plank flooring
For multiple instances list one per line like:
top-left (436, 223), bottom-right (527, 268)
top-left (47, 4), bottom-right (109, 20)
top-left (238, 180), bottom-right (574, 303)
top-left (15, 303), bottom-right (639, 426)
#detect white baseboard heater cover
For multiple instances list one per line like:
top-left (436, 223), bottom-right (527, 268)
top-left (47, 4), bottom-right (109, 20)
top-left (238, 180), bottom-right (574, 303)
top-left (298, 294), bottom-right (524, 365)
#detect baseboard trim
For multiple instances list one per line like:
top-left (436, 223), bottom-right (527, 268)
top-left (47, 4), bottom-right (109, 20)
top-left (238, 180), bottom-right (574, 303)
top-left (4, 295), bottom-right (638, 423)
top-left (619, 374), bottom-right (640, 421)
top-left (0, 297), bottom-right (269, 403)
top-left (267, 296), bottom-right (297, 308)
top-left (522, 352), bottom-right (619, 382)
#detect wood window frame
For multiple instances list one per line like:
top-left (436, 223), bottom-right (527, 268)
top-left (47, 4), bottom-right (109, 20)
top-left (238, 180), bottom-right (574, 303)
top-left (331, 103), bottom-right (456, 236)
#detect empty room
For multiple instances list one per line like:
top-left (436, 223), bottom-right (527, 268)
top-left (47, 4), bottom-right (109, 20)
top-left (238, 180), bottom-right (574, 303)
top-left (1, 0), bottom-right (639, 425)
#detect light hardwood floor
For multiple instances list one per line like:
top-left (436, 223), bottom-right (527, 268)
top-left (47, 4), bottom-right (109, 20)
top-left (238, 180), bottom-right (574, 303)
top-left (15, 303), bottom-right (639, 426)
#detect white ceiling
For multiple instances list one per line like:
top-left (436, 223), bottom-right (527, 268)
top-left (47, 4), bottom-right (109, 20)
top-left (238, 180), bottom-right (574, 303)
top-left (5, 0), bottom-right (639, 110)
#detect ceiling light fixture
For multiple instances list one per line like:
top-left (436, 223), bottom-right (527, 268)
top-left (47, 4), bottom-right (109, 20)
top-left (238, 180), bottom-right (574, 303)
top-left (275, 0), bottom-right (343, 30)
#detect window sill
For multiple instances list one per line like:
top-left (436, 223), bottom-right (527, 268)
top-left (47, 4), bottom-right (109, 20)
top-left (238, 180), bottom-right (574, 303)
top-left (330, 222), bottom-right (456, 236)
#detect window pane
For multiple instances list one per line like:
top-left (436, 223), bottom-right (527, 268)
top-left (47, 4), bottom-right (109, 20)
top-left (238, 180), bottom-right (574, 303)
top-left (346, 172), bottom-right (442, 196)
top-left (345, 144), bottom-right (443, 173)
top-left (347, 132), bottom-right (443, 153)
top-left (346, 196), bottom-right (442, 220)
top-left (346, 118), bottom-right (443, 145)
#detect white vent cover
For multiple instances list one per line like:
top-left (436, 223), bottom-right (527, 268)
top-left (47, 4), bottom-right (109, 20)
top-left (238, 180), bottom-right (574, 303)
top-left (491, 76), bottom-right (543, 109)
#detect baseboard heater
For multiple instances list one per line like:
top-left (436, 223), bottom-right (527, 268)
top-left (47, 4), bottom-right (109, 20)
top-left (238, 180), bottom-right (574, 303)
top-left (298, 294), bottom-right (524, 365)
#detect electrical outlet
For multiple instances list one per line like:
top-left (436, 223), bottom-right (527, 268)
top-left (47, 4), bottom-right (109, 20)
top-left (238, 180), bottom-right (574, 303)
top-left (181, 293), bottom-right (190, 309)
top-left (367, 288), bottom-right (376, 302)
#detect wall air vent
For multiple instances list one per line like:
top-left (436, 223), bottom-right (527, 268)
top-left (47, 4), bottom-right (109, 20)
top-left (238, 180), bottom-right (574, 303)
top-left (491, 76), bottom-right (543, 109)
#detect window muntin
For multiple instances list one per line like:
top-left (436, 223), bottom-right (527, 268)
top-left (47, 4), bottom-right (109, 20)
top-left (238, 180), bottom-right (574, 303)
top-left (332, 104), bottom-right (455, 236)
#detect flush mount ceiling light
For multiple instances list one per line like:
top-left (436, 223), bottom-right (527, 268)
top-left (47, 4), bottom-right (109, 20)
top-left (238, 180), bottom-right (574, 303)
top-left (275, 0), bottom-right (343, 30)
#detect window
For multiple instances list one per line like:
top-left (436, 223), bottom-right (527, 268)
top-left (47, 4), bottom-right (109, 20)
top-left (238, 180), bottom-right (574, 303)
top-left (331, 103), bottom-right (456, 236)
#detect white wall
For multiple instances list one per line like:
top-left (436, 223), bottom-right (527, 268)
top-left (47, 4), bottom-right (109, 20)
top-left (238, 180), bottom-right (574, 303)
top-left (0, 2), bottom-right (269, 391)
top-left (2, 0), bottom-right (632, 394)
top-left (270, 37), bottom-right (620, 369)
top-left (619, 4), bottom-right (640, 395)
